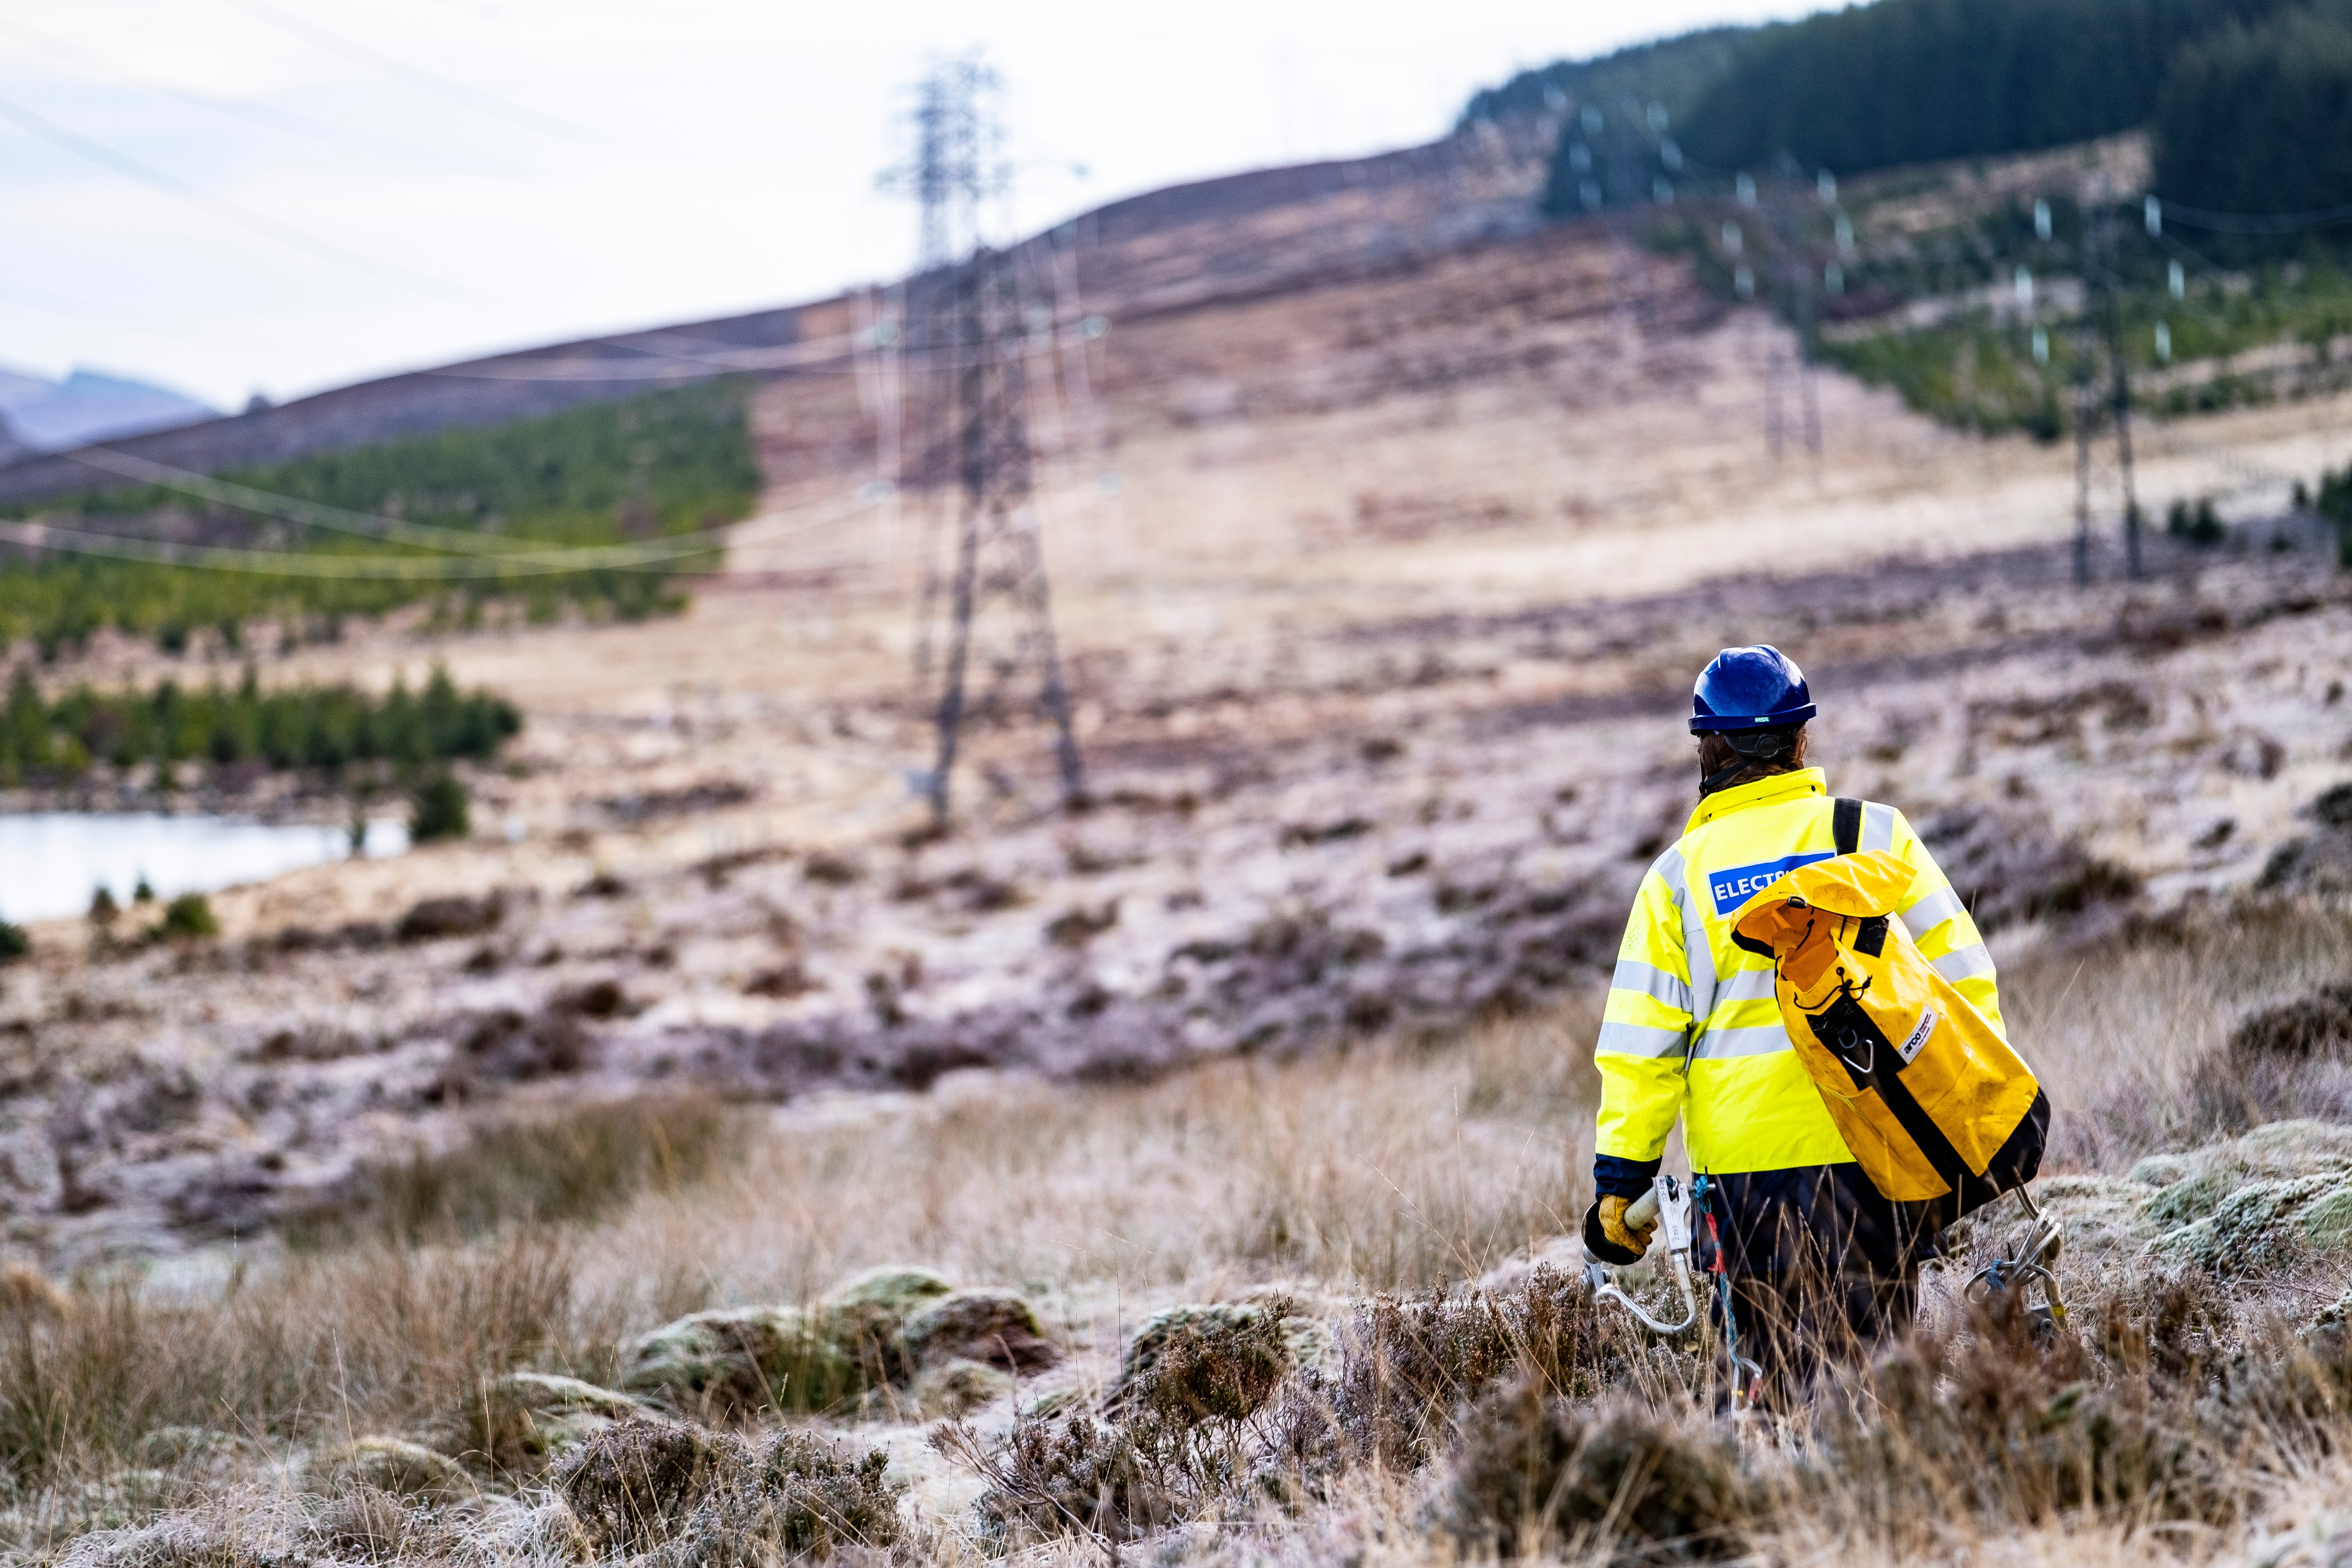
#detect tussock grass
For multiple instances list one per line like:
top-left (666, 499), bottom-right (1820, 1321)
top-left (553, 1419), bottom-right (900, 1562)
top-left (2003, 897), bottom-right (2352, 1165)
top-left (0, 1233), bottom-right (580, 1482)
top-left (298, 1091), bottom-right (753, 1248)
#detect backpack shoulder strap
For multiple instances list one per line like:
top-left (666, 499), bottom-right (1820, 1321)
top-left (1832, 796), bottom-right (1864, 856)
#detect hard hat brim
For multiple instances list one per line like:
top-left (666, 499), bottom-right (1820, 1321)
top-left (1689, 702), bottom-right (1817, 734)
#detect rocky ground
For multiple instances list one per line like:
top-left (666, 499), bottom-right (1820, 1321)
top-left (7, 997), bottom-right (2351, 1567)
top-left (11, 501), bottom-right (2352, 1269)
top-left (4, 162), bottom-right (2352, 1561)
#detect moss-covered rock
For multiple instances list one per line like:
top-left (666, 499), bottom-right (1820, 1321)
top-left (501, 1369), bottom-right (647, 1419)
top-left (308, 1436), bottom-right (472, 1501)
top-left (911, 1357), bottom-right (1013, 1416)
top-left (902, 1289), bottom-right (1058, 1373)
top-left (473, 1371), bottom-right (654, 1474)
top-left (818, 1266), bottom-right (956, 1384)
top-left (821, 1265), bottom-right (954, 1317)
top-left (2134, 1120), bottom-right (2352, 1222)
top-left (618, 1305), bottom-right (865, 1416)
top-left (2146, 1172), bottom-right (2352, 1274)
top-left (2133, 1121), bottom-right (2352, 1276)
top-left (620, 1269), bottom-right (1053, 1415)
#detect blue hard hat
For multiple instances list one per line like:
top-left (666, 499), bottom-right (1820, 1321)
top-left (1690, 645), bottom-right (1817, 733)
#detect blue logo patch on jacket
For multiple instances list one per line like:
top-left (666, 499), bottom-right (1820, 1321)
top-left (1709, 851), bottom-right (1834, 915)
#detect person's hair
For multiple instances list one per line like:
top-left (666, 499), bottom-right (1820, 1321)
top-left (1697, 724), bottom-right (1809, 796)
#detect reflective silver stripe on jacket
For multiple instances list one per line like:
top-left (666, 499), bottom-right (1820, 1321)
top-left (1714, 966), bottom-right (1779, 1005)
top-left (1611, 958), bottom-right (1694, 1015)
top-left (1861, 800), bottom-right (1896, 853)
top-left (1690, 1023), bottom-right (1795, 1059)
top-left (1655, 845), bottom-right (1720, 1038)
top-left (1596, 1021), bottom-right (1690, 1058)
top-left (1931, 942), bottom-right (1997, 983)
top-left (1900, 884), bottom-right (1965, 932)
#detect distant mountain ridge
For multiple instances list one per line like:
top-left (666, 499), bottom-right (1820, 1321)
top-left (0, 365), bottom-right (214, 453)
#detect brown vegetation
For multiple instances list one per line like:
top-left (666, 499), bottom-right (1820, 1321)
top-left (0, 894), bottom-right (2341, 1563)
top-left (6, 117), bottom-right (2352, 1568)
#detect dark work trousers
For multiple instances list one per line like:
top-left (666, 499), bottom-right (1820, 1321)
top-left (1695, 1163), bottom-right (1939, 1404)
top-left (1718, 1265), bottom-right (1920, 1406)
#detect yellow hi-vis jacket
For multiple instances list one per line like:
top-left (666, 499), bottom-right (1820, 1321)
top-left (1593, 768), bottom-right (2003, 1179)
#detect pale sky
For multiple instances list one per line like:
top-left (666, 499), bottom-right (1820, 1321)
top-left (0, 1), bottom-right (1827, 411)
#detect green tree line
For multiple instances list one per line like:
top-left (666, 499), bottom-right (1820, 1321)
top-left (2154, 5), bottom-right (2352, 215)
top-left (1675, 0), bottom-right (2301, 178)
top-left (0, 665), bottom-right (519, 786)
top-left (1516, 0), bottom-right (2352, 216)
top-left (0, 378), bottom-right (761, 658)
top-left (1461, 28), bottom-right (1750, 132)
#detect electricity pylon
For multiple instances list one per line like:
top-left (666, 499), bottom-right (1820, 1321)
top-left (892, 59), bottom-right (1086, 829)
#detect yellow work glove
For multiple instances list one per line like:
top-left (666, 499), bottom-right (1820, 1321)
top-left (1598, 1194), bottom-right (1657, 1257)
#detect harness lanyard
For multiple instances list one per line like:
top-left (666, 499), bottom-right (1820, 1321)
top-left (1694, 1173), bottom-right (1755, 1410)
top-left (1694, 1179), bottom-right (1732, 1350)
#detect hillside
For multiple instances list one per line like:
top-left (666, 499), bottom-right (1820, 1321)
top-left (4, 52), bottom-right (2352, 1567)
top-left (13, 0), bottom-right (2343, 526)
top-left (0, 118), bottom-right (1553, 511)
top-left (0, 380), bottom-right (760, 657)
top-left (5, 203), bottom-right (2352, 1552)
top-left (9, 131), bottom-right (2350, 1255)
top-left (0, 308), bottom-right (805, 509)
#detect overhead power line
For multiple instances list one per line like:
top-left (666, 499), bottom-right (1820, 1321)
top-left (0, 484), bottom-right (883, 579)
top-left (420, 312), bottom-right (1117, 384)
top-left (227, 0), bottom-right (595, 147)
top-left (0, 479), bottom-right (1139, 583)
top-left (0, 273), bottom-right (191, 335)
top-left (423, 329), bottom-right (878, 383)
top-left (0, 15), bottom-right (369, 152)
top-left (60, 445), bottom-right (723, 558)
top-left (2147, 194), bottom-right (2352, 236)
top-left (0, 89), bottom-right (467, 301)
top-left (0, 518), bottom-right (672, 579)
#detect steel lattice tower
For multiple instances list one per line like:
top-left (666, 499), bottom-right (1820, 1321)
top-left (896, 60), bottom-right (1086, 829)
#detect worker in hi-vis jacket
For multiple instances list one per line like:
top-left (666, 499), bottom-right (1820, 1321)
top-left (1581, 645), bottom-right (2004, 1395)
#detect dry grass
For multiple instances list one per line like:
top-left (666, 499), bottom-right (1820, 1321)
top-left (294, 1091), bottom-right (754, 1248)
top-left (0, 1233), bottom-right (587, 1484)
top-left (573, 1001), bottom-right (1602, 1318)
top-left (2002, 898), bottom-right (2352, 1167)
top-left (563, 896), bottom-right (2352, 1322)
top-left (9, 900), bottom-right (2352, 1565)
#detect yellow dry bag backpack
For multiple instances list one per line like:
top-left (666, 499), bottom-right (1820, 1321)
top-left (1730, 804), bottom-right (2048, 1219)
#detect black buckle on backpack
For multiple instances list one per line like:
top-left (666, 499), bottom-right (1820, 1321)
top-left (1853, 915), bottom-right (1888, 957)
